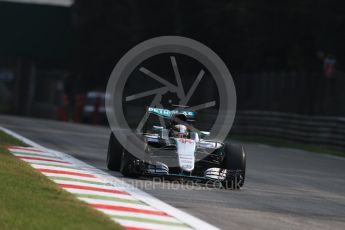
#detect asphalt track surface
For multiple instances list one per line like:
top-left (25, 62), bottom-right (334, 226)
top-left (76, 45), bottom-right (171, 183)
top-left (1, 114), bottom-right (344, 230)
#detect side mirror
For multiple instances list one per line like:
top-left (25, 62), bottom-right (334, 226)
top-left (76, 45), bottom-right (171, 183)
top-left (199, 131), bottom-right (210, 139)
top-left (153, 126), bottom-right (163, 130)
top-left (153, 126), bottom-right (168, 139)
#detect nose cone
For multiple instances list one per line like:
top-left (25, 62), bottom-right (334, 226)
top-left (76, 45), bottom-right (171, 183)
top-left (175, 138), bottom-right (196, 172)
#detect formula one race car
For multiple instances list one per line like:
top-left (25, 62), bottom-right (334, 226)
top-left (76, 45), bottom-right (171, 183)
top-left (107, 107), bottom-right (246, 189)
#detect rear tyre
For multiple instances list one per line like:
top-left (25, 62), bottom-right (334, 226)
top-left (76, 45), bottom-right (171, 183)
top-left (106, 132), bottom-right (122, 171)
top-left (222, 143), bottom-right (246, 189)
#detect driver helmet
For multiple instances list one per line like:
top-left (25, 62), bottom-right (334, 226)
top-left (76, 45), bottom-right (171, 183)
top-left (170, 113), bottom-right (188, 138)
top-left (172, 124), bottom-right (188, 138)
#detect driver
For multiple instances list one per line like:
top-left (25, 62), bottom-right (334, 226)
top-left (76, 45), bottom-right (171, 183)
top-left (169, 114), bottom-right (189, 138)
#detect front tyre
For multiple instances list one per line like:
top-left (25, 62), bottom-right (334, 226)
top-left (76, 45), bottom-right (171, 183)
top-left (107, 132), bottom-right (123, 171)
top-left (120, 150), bottom-right (141, 178)
top-left (222, 143), bottom-right (246, 189)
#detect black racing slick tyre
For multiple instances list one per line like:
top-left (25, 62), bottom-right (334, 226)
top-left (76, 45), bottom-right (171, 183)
top-left (120, 150), bottom-right (141, 178)
top-left (106, 132), bottom-right (123, 171)
top-left (222, 143), bottom-right (246, 189)
top-left (119, 134), bottom-right (147, 178)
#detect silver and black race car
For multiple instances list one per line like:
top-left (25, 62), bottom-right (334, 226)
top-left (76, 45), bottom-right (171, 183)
top-left (107, 107), bottom-right (246, 189)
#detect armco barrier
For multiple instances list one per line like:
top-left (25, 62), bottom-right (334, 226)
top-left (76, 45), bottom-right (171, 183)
top-left (231, 110), bottom-right (345, 150)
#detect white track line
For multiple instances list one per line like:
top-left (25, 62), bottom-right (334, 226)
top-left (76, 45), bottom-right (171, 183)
top-left (0, 127), bottom-right (44, 148)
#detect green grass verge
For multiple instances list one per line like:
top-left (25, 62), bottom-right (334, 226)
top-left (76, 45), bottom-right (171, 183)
top-left (0, 131), bottom-right (29, 147)
top-left (0, 130), bottom-right (122, 230)
top-left (230, 134), bottom-right (345, 157)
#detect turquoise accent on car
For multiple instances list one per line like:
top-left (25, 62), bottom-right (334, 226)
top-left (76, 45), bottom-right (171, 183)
top-left (148, 107), bottom-right (196, 119)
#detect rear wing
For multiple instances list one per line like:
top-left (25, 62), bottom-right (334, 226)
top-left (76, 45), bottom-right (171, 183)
top-left (148, 107), bottom-right (196, 120)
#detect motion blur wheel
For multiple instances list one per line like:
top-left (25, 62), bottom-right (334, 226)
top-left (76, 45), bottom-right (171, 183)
top-left (107, 132), bottom-right (123, 171)
top-left (222, 143), bottom-right (246, 189)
